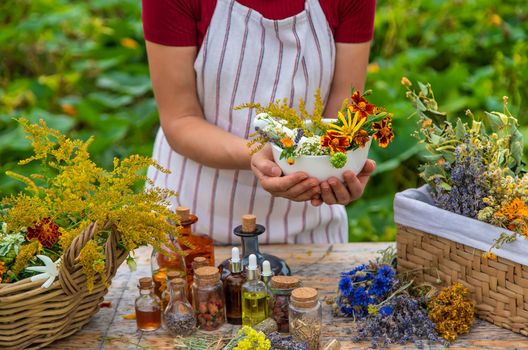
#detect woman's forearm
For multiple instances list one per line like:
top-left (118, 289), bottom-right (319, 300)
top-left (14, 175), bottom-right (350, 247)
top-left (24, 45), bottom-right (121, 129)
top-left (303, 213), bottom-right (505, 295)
top-left (160, 114), bottom-right (251, 170)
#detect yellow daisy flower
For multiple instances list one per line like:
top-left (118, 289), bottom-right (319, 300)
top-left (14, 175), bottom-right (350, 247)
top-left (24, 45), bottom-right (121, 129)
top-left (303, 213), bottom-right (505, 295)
top-left (329, 108), bottom-right (366, 141)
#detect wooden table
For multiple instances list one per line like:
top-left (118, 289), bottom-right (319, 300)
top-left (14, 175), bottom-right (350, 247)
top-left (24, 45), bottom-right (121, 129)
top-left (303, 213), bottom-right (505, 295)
top-left (49, 243), bottom-right (528, 349)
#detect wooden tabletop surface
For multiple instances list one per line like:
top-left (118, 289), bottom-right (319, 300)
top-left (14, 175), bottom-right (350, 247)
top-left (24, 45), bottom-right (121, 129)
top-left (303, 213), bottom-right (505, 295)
top-left (48, 243), bottom-right (528, 349)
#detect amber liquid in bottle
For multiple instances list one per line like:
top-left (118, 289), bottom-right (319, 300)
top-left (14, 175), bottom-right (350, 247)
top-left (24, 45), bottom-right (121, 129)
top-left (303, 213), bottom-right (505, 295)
top-left (136, 308), bottom-right (162, 331)
top-left (176, 207), bottom-right (215, 286)
top-left (224, 270), bottom-right (245, 324)
top-left (135, 277), bottom-right (162, 331)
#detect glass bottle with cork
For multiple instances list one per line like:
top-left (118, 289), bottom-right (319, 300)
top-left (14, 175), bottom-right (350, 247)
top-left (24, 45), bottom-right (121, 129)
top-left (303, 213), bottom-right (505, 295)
top-left (151, 236), bottom-right (186, 300)
top-left (289, 287), bottom-right (322, 350)
top-left (241, 254), bottom-right (269, 326)
top-left (163, 277), bottom-right (196, 336)
top-left (176, 206), bottom-right (215, 279)
top-left (135, 277), bottom-right (161, 331)
top-left (161, 270), bottom-right (183, 310)
top-left (270, 275), bottom-right (302, 333)
top-left (192, 266), bottom-right (226, 331)
top-left (219, 214), bottom-right (291, 280)
top-left (223, 247), bottom-right (245, 325)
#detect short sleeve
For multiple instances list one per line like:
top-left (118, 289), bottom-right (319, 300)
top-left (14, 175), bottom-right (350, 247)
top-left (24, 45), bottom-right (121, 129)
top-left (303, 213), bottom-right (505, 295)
top-left (142, 0), bottom-right (198, 46)
top-left (335, 0), bottom-right (376, 43)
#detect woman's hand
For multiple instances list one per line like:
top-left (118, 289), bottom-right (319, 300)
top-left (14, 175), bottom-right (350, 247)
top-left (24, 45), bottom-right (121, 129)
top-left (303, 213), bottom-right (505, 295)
top-left (251, 144), bottom-right (321, 202)
top-left (311, 160), bottom-right (376, 207)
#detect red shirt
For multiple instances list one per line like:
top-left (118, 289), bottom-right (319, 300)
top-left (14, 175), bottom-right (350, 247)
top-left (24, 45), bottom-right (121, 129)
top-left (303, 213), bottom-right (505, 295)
top-left (142, 0), bottom-right (376, 47)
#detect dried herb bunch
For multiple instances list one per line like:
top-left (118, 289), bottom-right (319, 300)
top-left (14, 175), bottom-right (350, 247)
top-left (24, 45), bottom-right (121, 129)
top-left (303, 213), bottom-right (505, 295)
top-left (428, 283), bottom-right (475, 341)
top-left (0, 119), bottom-right (179, 291)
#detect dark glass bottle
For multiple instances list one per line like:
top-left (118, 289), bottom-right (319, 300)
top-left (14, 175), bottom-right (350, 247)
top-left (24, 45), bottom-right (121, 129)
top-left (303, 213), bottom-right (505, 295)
top-left (223, 247), bottom-right (245, 325)
top-left (218, 214), bottom-right (291, 280)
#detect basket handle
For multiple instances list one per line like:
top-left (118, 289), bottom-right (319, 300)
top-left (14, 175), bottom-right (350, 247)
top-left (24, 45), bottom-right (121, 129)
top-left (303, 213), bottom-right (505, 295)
top-left (58, 221), bottom-right (123, 296)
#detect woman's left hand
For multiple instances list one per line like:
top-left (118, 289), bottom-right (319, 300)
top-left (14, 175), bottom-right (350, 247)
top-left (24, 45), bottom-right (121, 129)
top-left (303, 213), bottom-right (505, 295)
top-left (311, 160), bottom-right (376, 206)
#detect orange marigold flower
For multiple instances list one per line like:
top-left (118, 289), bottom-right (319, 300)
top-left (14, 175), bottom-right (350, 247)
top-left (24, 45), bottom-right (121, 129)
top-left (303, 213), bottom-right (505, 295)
top-left (353, 129), bottom-right (370, 148)
top-left (372, 117), bottom-right (394, 148)
top-left (280, 136), bottom-right (294, 148)
top-left (350, 90), bottom-right (377, 119)
top-left (0, 261), bottom-right (6, 283)
top-left (495, 198), bottom-right (528, 237)
top-left (321, 130), bottom-right (350, 154)
top-left (481, 251), bottom-right (497, 260)
top-left (27, 218), bottom-right (61, 248)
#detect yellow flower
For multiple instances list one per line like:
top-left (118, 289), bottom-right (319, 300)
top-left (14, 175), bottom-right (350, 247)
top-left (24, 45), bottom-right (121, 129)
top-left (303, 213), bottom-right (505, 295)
top-left (120, 37), bottom-right (139, 49)
top-left (280, 136), bottom-right (294, 148)
top-left (368, 63), bottom-right (379, 73)
top-left (489, 13), bottom-right (502, 27)
top-left (482, 251), bottom-right (497, 260)
top-left (329, 108), bottom-right (366, 141)
top-left (12, 239), bottom-right (42, 275)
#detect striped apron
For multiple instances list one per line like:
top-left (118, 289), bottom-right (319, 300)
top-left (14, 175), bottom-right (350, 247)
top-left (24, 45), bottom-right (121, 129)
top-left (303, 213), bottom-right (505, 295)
top-left (147, 0), bottom-right (348, 244)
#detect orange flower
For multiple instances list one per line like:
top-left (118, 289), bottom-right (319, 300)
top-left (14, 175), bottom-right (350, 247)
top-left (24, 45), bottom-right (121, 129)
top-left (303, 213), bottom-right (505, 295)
top-left (481, 252), bottom-right (497, 260)
top-left (0, 261), bottom-right (5, 283)
top-left (27, 218), bottom-right (61, 248)
top-left (350, 90), bottom-right (377, 119)
top-left (495, 198), bottom-right (528, 237)
top-left (353, 129), bottom-right (370, 148)
top-left (280, 136), bottom-right (294, 148)
top-left (321, 130), bottom-right (351, 154)
top-left (372, 117), bottom-right (394, 148)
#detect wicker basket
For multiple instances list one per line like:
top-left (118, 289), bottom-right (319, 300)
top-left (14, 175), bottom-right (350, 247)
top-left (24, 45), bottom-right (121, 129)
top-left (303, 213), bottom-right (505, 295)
top-left (395, 186), bottom-right (528, 336)
top-left (0, 222), bottom-right (128, 350)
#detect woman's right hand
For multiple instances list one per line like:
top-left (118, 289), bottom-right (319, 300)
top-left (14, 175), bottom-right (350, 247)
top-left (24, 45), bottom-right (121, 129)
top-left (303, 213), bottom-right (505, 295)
top-left (251, 144), bottom-right (321, 202)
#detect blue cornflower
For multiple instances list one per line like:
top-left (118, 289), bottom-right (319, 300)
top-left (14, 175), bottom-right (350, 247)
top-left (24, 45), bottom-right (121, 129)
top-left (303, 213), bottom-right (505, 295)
top-left (338, 275), bottom-right (353, 297)
top-left (379, 305), bottom-right (394, 317)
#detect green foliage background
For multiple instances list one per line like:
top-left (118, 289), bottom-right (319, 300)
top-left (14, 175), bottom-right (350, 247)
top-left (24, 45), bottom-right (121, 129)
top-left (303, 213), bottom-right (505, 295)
top-left (1, 0), bottom-right (527, 242)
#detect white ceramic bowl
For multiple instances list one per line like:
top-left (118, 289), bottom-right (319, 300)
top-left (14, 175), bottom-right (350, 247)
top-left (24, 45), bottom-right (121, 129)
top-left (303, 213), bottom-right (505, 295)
top-left (271, 139), bottom-right (371, 182)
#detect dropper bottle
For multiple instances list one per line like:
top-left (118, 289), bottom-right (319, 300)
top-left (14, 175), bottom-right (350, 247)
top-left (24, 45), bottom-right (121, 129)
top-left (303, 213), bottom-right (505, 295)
top-left (261, 260), bottom-right (274, 314)
top-left (223, 247), bottom-right (245, 325)
top-left (241, 254), bottom-right (269, 326)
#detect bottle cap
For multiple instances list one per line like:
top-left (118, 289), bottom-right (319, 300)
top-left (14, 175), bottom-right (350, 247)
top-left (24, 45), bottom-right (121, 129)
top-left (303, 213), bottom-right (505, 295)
top-left (138, 277), bottom-right (153, 288)
top-left (166, 271), bottom-right (181, 280)
top-left (291, 287), bottom-right (318, 308)
top-left (248, 254), bottom-right (257, 271)
top-left (231, 247), bottom-right (240, 263)
top-left (195, 266), bottom-right (220, 285)
top-left (192, 256), bottom-right (209, 271)
top-left (271, 276), bottom-right (301, 289)
top-left (242, 214), bottom-right (256, 232)
top-left (262, 260), bottom-right (272, 277)
top-left (176, 206), bottom-right (191, 221)
top-left (169, 277), bottom-right (186, 287)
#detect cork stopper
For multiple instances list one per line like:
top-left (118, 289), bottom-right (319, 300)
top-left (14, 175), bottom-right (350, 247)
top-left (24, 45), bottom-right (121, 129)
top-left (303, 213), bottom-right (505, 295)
top-left (291, 287), bottom-right (318, 308)
top-left (166, 271), bottom-right (181, 280)
top-left (138, 277), bottom-right (153, 288)
top-left (242, 214), bottom-right (256, 232)
top-left (192, 256), bottom-right (209, 271)
top-left (271, 276), bottom-right (301, 290)
top-left (169, 277), bottom-right (186, 288)
top-left (176, 206), bottom-right (191, 221)
top-left (195, 266), bottom-right (220, 285)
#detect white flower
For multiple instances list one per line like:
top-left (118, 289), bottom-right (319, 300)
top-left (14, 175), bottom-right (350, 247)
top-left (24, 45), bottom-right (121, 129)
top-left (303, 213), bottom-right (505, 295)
top-left (26, 255), bottom-right (61, 289)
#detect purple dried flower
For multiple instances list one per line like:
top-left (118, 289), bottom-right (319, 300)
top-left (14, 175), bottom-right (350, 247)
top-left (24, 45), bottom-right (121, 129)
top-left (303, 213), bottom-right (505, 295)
top-left (294, 128), bottom-right (304, 145)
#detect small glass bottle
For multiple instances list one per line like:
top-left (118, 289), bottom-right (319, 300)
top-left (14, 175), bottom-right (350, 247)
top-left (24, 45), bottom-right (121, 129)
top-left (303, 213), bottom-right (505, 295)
top-left (176, 207), bottom-right (215, 280)
top-left (241, 254), bottom-right (269, 326)
top-left (161, 270), bottom-right (182, 310)
top-left (223, 247), bottom-right (245, 325)
top-left (192, 266), bottom-right (226, 331)
top-left (289, 287), bottom-right (322, 350)
top-left (163, 277), bottom-right (197, 336)
top-left (219, 214), bottom-right (291, 280)
top-left (135, 277), bottom-right (161, 331)
top-left (151, 237), bottom-right (186, 300)
top-left (270, 276), bottom-right (301, 333)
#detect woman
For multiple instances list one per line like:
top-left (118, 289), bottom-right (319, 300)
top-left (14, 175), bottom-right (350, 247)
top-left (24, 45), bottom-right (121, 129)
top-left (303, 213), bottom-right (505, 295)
top-left (142, 0), bottom-right (376, 244)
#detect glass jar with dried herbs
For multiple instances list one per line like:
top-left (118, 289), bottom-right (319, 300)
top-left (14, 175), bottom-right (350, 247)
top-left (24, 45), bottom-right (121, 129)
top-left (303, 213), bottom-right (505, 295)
top-left (289, 287), bottom-right (322, 350)
top-left (163, 277), bottom-right (196, 336)
top-left (192, 266), bottom-right (226, 331)
top-left (271, 276), bottom-right (301, 333)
